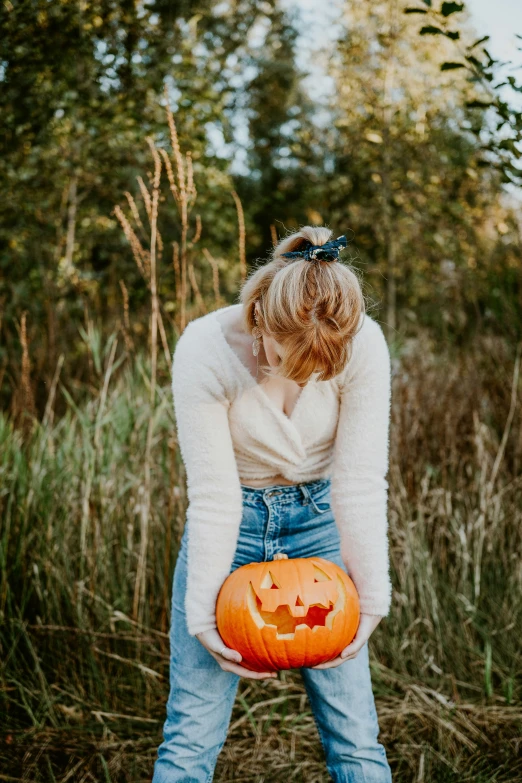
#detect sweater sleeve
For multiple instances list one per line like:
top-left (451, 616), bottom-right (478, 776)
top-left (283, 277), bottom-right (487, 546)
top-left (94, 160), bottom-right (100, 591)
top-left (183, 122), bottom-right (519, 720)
top-left (171, 323), bottom-right (244, 637)
top-left (329, 315), bottom-right (393, 616)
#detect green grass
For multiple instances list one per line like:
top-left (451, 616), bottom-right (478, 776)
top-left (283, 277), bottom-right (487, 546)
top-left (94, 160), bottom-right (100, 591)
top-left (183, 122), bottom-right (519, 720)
top-left (1, 329), bottom-right (521, 781)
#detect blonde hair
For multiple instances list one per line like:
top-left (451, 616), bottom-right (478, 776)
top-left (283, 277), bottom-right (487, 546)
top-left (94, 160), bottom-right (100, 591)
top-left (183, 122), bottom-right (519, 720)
top-left (239, 225), bottom-right (365, 384)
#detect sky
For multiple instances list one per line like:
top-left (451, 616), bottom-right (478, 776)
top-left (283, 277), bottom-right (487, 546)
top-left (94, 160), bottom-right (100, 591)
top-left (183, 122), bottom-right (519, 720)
top-left (467, 0), bottom-right (522, 68)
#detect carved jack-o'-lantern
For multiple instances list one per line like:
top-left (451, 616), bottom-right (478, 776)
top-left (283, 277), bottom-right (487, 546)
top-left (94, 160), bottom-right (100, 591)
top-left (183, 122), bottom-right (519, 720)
top-left (216, 553), bottom-right (360, 672)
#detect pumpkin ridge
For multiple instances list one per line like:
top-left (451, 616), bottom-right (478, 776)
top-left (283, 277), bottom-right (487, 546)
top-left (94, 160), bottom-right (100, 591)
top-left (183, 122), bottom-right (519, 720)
top-left (243, 583), bottom-right (263, 670)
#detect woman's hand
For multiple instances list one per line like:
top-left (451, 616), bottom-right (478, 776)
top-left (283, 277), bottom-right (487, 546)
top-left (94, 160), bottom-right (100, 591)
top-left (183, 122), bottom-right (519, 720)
top-left (196, 628), bottom-right (278, 680)
top-left (309, 613), bottom-right (382, 670)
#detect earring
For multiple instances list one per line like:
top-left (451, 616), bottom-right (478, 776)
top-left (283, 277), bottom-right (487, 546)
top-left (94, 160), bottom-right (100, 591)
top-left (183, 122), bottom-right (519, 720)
top-left (252, 307), bottom-right (262, 357)
top-left (252, 321), bottom-right (262, 357)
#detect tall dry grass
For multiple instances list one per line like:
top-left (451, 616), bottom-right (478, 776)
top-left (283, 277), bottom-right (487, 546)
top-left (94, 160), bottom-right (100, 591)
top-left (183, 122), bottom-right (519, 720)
top-left (1, 101), bottom-right (521, 783)
top-left (1, 331), bottom-right (521, 781)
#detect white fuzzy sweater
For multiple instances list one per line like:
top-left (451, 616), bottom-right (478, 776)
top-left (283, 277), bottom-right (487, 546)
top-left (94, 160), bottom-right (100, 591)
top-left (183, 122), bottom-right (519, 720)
top-left (171, 303), bottom-right (392, 636)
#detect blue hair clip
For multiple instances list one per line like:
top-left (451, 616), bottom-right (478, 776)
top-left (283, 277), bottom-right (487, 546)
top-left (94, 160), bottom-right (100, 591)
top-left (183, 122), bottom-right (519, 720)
top-left (281, 235), bottom-right (348, 262)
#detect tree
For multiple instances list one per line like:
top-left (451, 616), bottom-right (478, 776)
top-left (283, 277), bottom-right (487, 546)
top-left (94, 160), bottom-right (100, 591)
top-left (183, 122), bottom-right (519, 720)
top-left (0, 0), bottom-right (293, 403)
top-left (319, 0), bottom-right (521, 340)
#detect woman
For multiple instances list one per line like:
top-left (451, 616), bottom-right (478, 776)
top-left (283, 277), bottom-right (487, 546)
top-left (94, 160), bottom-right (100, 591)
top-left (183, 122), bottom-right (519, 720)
top-left (152, 226), bottom-right (393, 782)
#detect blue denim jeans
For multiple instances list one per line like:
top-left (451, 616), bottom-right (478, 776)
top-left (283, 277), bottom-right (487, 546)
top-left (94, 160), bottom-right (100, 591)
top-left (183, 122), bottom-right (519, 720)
top-left (152, 478), bottom-right (392, 783)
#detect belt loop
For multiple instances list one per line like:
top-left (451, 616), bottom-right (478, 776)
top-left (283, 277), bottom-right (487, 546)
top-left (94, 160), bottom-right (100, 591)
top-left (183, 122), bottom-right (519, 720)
top-left (300, 484), bottom-right (310, 504)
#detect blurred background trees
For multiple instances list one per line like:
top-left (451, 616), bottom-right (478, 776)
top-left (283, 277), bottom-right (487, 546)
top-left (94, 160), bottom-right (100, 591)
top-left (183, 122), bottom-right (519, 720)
top-left (1, 0), bottom-right (521, 414)
top-left (324, 0), bottom-right (522, 339)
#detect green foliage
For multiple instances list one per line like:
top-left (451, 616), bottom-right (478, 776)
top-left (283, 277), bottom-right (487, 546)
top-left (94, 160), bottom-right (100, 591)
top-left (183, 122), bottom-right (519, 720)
top-left (323, 0), bottom-right (521, 343)
top-left (420, 24), bottom-right (446, 34)
top-left (0, 0), bottom-right (284, 384)
top-left (405, 0), bottom-right (522, 186)
top-left (233, 4), bottom-right (323, 258)
top-left (1, 0), bottom-right (521, 415)
top-left (440, 2), bottom-right (464, 17)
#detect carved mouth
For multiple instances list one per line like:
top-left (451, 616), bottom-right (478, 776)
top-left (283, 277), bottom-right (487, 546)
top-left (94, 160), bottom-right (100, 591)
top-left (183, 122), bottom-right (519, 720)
top-left (246, 578), bottom-right (347, 640)
top-left (257, 600), bottom-right (334, 635)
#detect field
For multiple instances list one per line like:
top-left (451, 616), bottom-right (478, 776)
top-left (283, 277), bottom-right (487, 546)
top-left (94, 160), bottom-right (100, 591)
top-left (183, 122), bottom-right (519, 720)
top-left (2, 322), bottom-right (521, 782)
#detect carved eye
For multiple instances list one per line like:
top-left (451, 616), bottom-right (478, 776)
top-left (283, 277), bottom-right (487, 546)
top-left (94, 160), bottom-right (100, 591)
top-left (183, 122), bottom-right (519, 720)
top-left (313, 566), bottom-right (332, 582)
top-left (261, 571), bottom-right (281, 589)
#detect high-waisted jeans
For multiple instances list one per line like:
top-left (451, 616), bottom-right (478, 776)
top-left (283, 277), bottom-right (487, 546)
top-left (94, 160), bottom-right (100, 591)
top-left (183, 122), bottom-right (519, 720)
top-left (152, 478), bottom-right (392, 783)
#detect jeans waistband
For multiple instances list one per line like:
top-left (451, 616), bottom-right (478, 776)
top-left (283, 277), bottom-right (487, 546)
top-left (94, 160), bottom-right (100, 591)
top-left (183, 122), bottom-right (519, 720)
top-left (240, 477), bottom-right (331, 502)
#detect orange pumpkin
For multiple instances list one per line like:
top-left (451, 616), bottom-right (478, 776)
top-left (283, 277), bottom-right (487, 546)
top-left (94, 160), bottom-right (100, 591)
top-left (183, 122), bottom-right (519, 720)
top-left (216, 553), bottom-right (360, 672)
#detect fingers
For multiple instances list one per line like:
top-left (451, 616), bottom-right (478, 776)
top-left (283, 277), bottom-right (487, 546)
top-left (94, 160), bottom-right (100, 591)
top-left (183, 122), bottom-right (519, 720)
top-left (341, 641), bottom-right (364, 659)
top-left (215, 647), bottom-right (277, 679)
top-left (341, 632), bottom-right (367, 659)
top-left (196, 630), bottom-right (276, 678)
top-left (340, 649), bottom-right (361, 661)
top-left (199, 629), bottom-right (242, 663)
top-left (310, 641), bottom-right (364, 669)
top-left (220, 660), bottom-right (278, 679)
top-left (310, 656), bottom-right (344, 670)
top-left (219, 646), bottom-right (242, 664)
top-left (214, 648), bottom-right (277, 679)
top-left (340, 617), bottom-right (376, 660)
